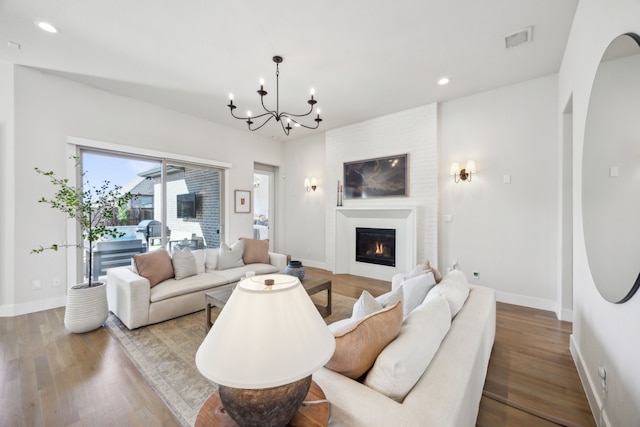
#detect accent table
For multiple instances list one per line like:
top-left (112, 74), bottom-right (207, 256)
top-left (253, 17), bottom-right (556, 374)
top-left (195, 380), bottom-right (329, 427)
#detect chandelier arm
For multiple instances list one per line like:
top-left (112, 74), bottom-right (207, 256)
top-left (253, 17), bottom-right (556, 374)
top-left (230, 108), bottom-right (275, 122)
top-left (248, 114), bottom-right (276, 132)
top-left (259, 96), bottom-right (278, 117)
top-left (279, 105), bottom-right (315, 118)
top-left (278, 117), bottom-right (291, 136)
top-left (283, 115), bottom-right (321, 130)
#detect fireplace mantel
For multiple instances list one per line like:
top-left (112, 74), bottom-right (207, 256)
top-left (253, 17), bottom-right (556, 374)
top-left (334, 207), bottom-right (417, 281)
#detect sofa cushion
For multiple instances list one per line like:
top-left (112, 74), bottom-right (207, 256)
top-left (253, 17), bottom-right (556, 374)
top-left (325, 301), bottom-right (403, 379)
top-left (192, 249), bottom-right (205, 274)
top-left (132, 248), bottom-right (174, 287)
top-left (364, 293), bottom-right (451, 402)
top-left (171, 247), bottom-right (198, 280)
top-left (240, 238), bottom-right (270, 264)
top-left (205, 248), bottom-right (218, 271)
top-left (399, 271), bottom-right (437, 316)
top-left (217, 241), bottom-right (245, 270)
top-left (150, 271), bottom-right (231, 303)
top-left (424, 269), bottom-right (470, 318)
top-left (214, 263), bottom-right (279, 283)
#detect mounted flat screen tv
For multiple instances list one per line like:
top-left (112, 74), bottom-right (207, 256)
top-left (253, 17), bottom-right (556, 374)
top-left (177, 193), bottom-right (196, 218)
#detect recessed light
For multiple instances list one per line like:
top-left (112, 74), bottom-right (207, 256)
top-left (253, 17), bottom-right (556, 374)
top-left (438, 77), bottom-right (451, 86)
top-left (35, 21), bottom-right (59, 34)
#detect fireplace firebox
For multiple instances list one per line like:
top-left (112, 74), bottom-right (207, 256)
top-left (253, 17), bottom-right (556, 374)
top-left (355, 227), bottom-right (396, 267)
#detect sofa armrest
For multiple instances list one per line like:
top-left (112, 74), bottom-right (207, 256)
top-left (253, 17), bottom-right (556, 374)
top-left (313, 368), bottom-right (422, 427)
top-left (268, 252), bottom-right (288, 273)
top-left (106, 267), bottom-right (151, 329)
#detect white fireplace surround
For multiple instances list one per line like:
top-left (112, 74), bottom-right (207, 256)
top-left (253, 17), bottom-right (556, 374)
top-left (334, 207), bottom-right (417, 281)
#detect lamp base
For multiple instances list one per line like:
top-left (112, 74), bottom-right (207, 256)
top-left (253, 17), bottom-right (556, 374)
top-left (219, 376), bottom-right (312, 427)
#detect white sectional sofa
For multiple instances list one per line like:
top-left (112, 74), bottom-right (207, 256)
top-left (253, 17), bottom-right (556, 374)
top-left (313, 269), bottom-right (496, 427)
top-left (107, 242), bottom-right (288, 329)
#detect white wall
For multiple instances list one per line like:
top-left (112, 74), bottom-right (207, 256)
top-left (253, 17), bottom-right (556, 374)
top-left (2, 65), bottom-right (284, 315)
top-left (559, 0), bottom-right (640, 424)
top-left (282, 133), bottom-right (326, 267)
top-left (324, 105), bottom-right (439, 276)
top-left (0, 62), bottom-right (15, 308)
top-left (439, 75), bottom-right (559, 311)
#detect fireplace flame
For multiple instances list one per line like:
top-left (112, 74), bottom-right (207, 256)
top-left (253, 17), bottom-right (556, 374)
top-left (375, 242), bottom-right (384, 254)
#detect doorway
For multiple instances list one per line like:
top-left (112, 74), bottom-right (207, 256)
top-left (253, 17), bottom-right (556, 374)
top-left (253, 164), bottom-right (276, 251)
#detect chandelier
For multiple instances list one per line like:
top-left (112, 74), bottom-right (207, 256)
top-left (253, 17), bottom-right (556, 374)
top-left (227, 56), bottom-right (322, 136)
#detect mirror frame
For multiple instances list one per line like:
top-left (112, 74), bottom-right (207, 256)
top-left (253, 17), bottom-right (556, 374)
top-left (582, 32), bottom-right (640, 304)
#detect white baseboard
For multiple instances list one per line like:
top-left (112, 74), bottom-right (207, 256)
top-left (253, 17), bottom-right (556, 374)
top-left (557, 307), bottom-right (573, 322)
top-left (570, 334), bottom-right (608, 427)
top-left (495, 290), bottom-right (557, 313)
top-left (0, 296), bottom-right (66, 317)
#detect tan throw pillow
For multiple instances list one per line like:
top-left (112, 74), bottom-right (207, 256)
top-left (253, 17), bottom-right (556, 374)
top-left (133, 248), bottom-right (174, 287)
top-left (171, 247), bottom-right (198, 280)
top-left (240, 238), bottom-right (270, 264)
top-left (424, 260), bottom-right (442, 283)
top-left (325, 301), bottom-right (403, 379)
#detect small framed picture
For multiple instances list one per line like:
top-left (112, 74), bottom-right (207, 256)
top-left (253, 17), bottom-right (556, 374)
top-left (234, 190), bottom-right (251, 213)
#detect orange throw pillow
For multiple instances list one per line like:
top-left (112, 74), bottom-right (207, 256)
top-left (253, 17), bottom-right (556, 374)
top-left (325, 301), bottom-right (403, 379)
top-left (133, 248), bottom-right (175, 287)
top-left (240, 238), bottom-right (270, 264)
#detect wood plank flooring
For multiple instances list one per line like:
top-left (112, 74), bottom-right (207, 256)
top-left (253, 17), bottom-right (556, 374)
top-left (0, 268), bottom-right (595, 426)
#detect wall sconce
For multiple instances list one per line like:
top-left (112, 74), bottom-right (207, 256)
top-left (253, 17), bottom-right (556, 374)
top-left (450, 160), bottom-right (477, 183)
top-left (304, 177), bottom-right (317, 192)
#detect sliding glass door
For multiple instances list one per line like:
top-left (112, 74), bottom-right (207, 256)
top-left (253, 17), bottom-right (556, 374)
top-left (81, 150), bottom-right (223, 282)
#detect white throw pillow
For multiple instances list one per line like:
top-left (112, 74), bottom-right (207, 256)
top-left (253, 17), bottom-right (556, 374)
top-left (205, 248), bottom-right (219, 271)
top-left (375, 285), bottom-right (404, 308)
top-left (217, 241), bottom-right (245, 270)
top-left (171, 247), bottom-right (198, 280)
top-left (424, 270), bottom-right (469, 318)
top-left (399, 272), bottom-right (436, 316)
top-left (351, 291), bottom-right (383, 320)
top-left (192, 249), bottom-right (205, 274)
top-left (364, 293), bottom-right (451, 402)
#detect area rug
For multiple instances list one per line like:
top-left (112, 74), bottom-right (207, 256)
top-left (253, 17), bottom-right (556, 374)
top-left (104, 291), bottom-right (355, 426)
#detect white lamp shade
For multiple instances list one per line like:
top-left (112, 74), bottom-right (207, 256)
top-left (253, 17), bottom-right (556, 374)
top-left (450, 162), bottom-right (461, 175)
top-left (311, 177), bottom-right (317, 186)
top-left (196, 274), bottom-right (336, 389)
top-left (465, 160), bottom-right (477, 173)
top-left (304, 178), bottom-right (310, 188)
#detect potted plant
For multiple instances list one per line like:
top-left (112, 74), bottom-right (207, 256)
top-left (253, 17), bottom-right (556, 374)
top-left (32, 156), bottom-right (135, 333)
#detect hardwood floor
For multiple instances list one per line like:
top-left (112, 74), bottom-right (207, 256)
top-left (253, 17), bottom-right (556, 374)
top-left (0, 268), bottom-right (595, 427)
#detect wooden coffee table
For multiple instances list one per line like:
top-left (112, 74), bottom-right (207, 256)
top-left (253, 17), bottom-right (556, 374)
top-left (195, 380), bottom-right (329, 427)
top-left (301, 277), bottom-right (332, 318)
top-left (205, 285), bottom-right (235, 331)
top-left (205, 277), bottom-right (333, 330)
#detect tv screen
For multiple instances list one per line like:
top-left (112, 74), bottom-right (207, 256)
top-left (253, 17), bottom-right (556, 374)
top-left (176, 193), bottom-right (196, 218)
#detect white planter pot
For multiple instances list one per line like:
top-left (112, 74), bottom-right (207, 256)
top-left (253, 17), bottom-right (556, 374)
top-left (64, 282), bottom-right (109, 333)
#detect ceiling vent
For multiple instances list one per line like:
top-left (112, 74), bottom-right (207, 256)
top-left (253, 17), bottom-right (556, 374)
top-left (505, 26), bottom-right (533, 48)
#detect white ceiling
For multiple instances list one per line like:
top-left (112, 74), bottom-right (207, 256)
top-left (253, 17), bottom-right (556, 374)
top-left (0, 0), bottom-right (578, 140)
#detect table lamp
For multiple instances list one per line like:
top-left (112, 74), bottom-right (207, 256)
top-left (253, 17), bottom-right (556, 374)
top-left (196, 274), bottom-right (336, 427)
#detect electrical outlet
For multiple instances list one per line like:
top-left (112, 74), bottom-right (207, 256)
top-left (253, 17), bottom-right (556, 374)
top-left (32, 279), bottom-right (42, 290)
top-left (598, 366), bottom-right (607, 393)
top-left (473, 272), bottom-right (480, 279)
top-left (52, 277), bottom-right (61, 287)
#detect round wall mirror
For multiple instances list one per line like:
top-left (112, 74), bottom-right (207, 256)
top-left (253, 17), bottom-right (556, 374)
top-left (583, 33), bottom-right (640, 303)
